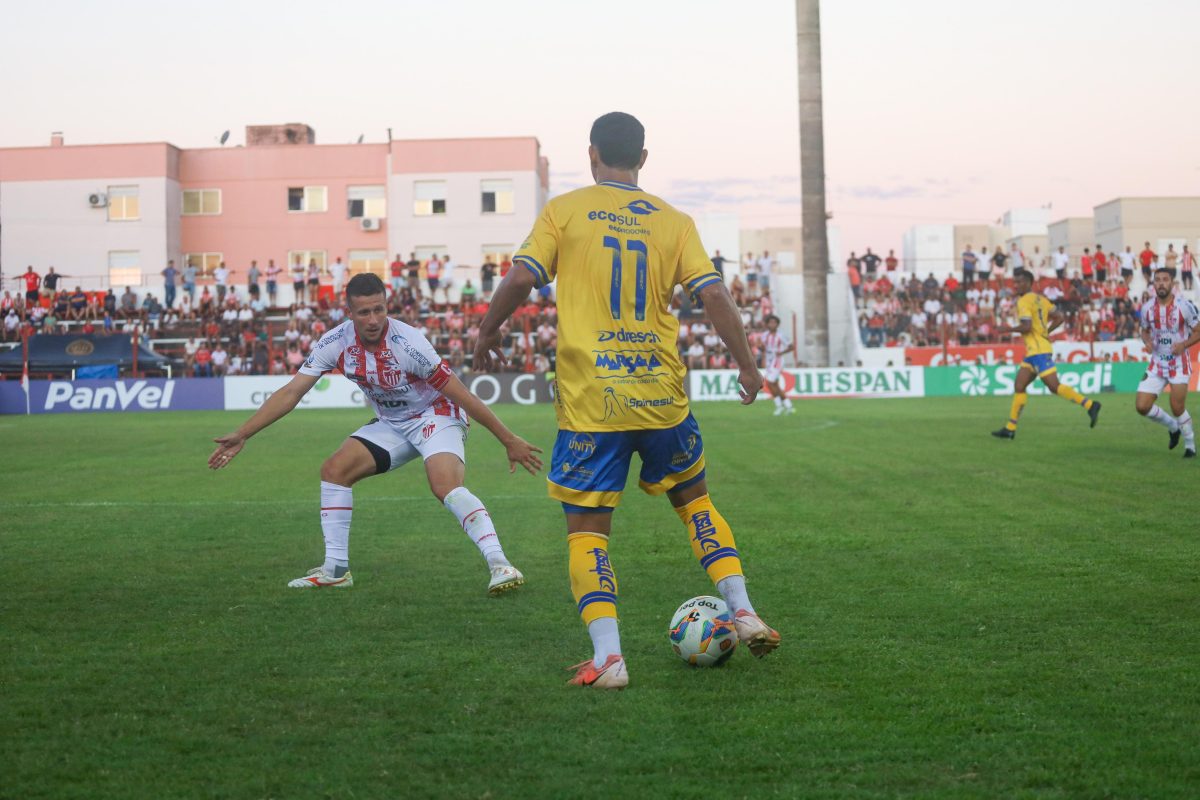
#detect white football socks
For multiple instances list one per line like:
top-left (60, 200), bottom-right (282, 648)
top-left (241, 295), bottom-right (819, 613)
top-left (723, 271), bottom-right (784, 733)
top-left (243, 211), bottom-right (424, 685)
top-left (784, 397), bottom-right (794, 410)
top-left (443, 486), bottom-right (510, 568)
top-left (1145, 405), bottom-right (1179, 432)
top-left (773, 396), bottom-right (784, 409)
top-left (1180, 411), bottom-right (1196, 450)
top-left (588, 617), bottom-right (622, 668)
top-left (320, 481), bottom-right (352, 576)
top-left (717, 575), bottom-right (755, 616)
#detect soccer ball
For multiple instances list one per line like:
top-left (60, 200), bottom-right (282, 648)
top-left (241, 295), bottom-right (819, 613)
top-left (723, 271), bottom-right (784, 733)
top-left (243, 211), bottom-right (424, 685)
top-left (668, 595), bottom-right (738, 666)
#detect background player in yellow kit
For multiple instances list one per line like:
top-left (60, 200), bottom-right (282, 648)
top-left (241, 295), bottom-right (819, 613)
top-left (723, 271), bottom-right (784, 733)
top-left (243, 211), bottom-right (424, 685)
top-left (473, 112), bottom-right (780, 689)
top-left (992, 268), bottom-right (1101, 439)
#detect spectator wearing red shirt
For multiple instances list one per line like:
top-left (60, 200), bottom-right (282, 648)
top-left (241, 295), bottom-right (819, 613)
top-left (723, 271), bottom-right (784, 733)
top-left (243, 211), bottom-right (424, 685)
top-left (194, 343), bottom-right (213, 377)
top-left (389, 253), bottom-right (404, 296)
top-left (1139, 242), bottom-right (1156, 282)
top-left (848, 262), bottom-right (862, 302)
top-left (1093, 246), bottom-right (1107, 283)
top-left (18, 267), bottom-right (40, 305)
top-left (1081, 248), bottom-right (1093, 280)
top-left (885, 249), bottom-right (898, 272)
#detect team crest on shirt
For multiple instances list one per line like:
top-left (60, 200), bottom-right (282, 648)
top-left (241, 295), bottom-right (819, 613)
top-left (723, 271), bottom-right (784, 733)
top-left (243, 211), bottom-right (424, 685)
top-left (374, 348), bottom-right (403, 389)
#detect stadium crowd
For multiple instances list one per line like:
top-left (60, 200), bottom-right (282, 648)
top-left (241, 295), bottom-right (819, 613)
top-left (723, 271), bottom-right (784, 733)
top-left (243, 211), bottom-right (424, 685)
top-left (848, 241), bottom-right (1197, 349)
top-left (3, 251), bottom-right (789, 377)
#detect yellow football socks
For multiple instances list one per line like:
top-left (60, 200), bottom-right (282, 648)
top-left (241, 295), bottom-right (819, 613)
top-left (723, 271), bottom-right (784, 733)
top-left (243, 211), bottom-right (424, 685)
top-left (1006, 392), bottom-right (1028, 431)
top-left (1056, 384), bottom-right (1094, 409)
top-left (568, 532), bottom-right (618, 625)
top-left (675, 494), bottom-right (743, 584)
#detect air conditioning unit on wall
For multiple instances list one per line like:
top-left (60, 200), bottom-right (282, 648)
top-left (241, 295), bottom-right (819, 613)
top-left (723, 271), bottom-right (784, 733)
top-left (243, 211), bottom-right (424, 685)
top-left (88, 192), bottom-right (108, 208)
top-left (360, 217), bottom-right (382, 231)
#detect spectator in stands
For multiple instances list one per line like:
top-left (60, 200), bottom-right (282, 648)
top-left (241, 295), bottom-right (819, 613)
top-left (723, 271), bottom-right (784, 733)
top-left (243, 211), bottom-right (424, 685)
top-left (1140, 242), bottom-right (1156, 283)
top-left (730, 273), bottom-right (746, 306)
top-left (42, 266), bottom-right (64, 298)
top-left (861, 248), bottom-right (881, 278)
top-left (481, 256), bottom-right (497, 301)
top-left (285, 342), bottom-right (305, 372)
top-left (68, 286), bottom-right (88, 321)
top-left (1009, 245), bottom-right (1025, 273)
top-left (3, 307), bottom-right (19, 341)
top-left (711, 249), bottom-right (729, 277)
top-left (214, 261), bottom-right (230, 306)
top-left (977, 246), bottom-right (991, 282)
top-left (119, 286), bottom-right (138, 321)
top-left (290, 256), bottom-right (306, 304)
top-left (848, 259), bottom-right (862, 304)
top-left (885, 249), bottom-right (898, 272)
top-left (305, 259), bottom-right (320, 304)
top-left (247, 260), bottom-right (261, 300)
top-left (426, 254), bottom-right (443, 303)
top-left (1164, 243), bottom-right (1179, 275)
top-left (1081, 248), bottom-right (1093, 283)
top-left (193, 341), bottom-right (213, 377)
top-left (182, 260), bottom-right (198, 303)
top-left (211, 341), bottom-right (229, 377)
top-left (406, 252), bottom-right (422, 295)
top-left (265, 259), bottom-right (281, 306)
top-left (1181, 244), bottom-right (1195, 290)
top-left (15, 266), bottom-right (40, 306)
top-left (330, 256), bottom-right (347, 300)
top-left (389, 253), bottom-right (405, 296)
top-left (143, 293), bottom-right (163, 329)
top-left (53, 290), bottom-right (69, 321)
top-left (460, 279), bottom-right (477, 308)
top-left (101, 311), bottom-right (114, 335)
top-left (991, 246), bottom-right (1007, 281)
top-left (1093, 246), bottom-right (1108, 283)
top-left (962, 245), bottom-right (978, 285)
top-left (743, 252), bottom-right (759, 299)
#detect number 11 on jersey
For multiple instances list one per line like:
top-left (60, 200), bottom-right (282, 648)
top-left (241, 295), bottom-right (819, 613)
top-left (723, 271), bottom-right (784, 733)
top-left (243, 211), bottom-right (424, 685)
top-left (603, 236), bottom-right (648, 322)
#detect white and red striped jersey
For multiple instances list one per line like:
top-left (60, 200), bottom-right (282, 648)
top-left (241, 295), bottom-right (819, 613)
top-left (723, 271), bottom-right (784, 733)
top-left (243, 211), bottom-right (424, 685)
top-left (762, 331), bottom-right (791, 371)
top-left (1138, 297), bottom-right (1200, 379)
top-left (300, 318), bottom-right (459, 421)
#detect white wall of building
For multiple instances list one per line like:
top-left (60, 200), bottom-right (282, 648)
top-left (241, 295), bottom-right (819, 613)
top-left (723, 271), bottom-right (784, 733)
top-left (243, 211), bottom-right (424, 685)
top-left (1002, 207), bottom-right (1051, 238)
top-left (387, 170), bottom-right (541, 285)
top-left (0, 177), bottom-right (176, 290)
top-left (902, 224), bottom-right (955, 277)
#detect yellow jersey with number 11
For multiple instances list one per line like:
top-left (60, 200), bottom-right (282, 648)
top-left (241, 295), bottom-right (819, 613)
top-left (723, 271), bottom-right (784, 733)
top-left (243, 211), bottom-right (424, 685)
top-left (514, 181), bottom-right (723, 432)
top-left (1016, 291), bottom-right (1055, 356)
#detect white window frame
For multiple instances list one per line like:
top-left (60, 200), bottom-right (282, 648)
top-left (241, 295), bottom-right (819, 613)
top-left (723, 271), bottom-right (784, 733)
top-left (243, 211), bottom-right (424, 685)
top-left (347, 185), bottom-right (387, 219)
top-left (349, 249), bottom-right (388, 280)
top-left (287, 186), bottom-right (328, 214)
top-left (480, 179), bottom-right (514, 215)
top-left (183, 189), bottom-right (222, 216)
top-left (413, 181), bottom-right (447, 216)
top-left (107, 185), bottom-right (140, 222)
top-left (185, 252), bottom-right (224, 277)
top-left (287, 250), bottom-right (328, 273)
top-left (108, 250), bottom-right (141, 286)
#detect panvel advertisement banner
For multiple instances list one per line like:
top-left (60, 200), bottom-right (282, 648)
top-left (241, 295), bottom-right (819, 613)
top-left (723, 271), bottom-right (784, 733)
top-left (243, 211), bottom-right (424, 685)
top-left (923, 362), bottom-right (1149, 397)
top-left (0, 378), bottom-right (225, 414)
top-left (690, 367), bottom-right (925, 401)
top-left (904, 339), bottom-right (1148, 366)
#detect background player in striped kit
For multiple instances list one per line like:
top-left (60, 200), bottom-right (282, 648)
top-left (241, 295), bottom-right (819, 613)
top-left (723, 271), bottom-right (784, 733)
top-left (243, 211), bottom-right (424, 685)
top-left (761, 314), bottom-right (795, 416)
top-left (1135, 267), bottom-right (1200, 458)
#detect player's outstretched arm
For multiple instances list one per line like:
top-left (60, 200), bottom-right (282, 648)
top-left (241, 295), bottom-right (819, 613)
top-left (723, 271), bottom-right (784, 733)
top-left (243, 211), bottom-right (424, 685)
top-left (208, 372), bottom-right (320, 470)
top-left (473, 267), bottom-right (537, 372)
top-left (698, 282), bottom-right (761, 404)
top-left (437, 373), bottom-right (543, 475)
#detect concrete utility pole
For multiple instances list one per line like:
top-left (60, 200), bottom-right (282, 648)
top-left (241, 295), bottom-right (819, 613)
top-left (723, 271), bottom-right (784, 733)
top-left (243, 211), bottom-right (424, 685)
top-left (796, 0), bottom-right (830, 366)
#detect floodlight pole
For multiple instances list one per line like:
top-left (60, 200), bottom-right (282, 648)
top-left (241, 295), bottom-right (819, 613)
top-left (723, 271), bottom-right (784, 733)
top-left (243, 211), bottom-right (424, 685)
top-left (797, 0), bottom-right (830, 366)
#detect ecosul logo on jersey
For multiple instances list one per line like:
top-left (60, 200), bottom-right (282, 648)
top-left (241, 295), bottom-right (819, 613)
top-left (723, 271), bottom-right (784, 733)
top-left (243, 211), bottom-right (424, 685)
top-left (621, 199), bottom-right (659, 216)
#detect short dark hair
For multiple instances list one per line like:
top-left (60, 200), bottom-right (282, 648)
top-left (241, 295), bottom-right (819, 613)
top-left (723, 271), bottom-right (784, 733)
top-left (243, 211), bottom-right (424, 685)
top-left (345, 273), bottom-right (385, 300)
top-left (1013, 268), bottom-right (1034, 283)
top-left (1154, 266), bottom-right (1175, 278)
top-left (590, 112), bottom-right (645, 170)
top-left (765, 314), bottom-right (780, 325)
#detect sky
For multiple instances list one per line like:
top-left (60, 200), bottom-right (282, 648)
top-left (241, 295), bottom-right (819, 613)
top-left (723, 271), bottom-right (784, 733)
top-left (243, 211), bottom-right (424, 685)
top-left (2, 0), bottom-right (1198, 255)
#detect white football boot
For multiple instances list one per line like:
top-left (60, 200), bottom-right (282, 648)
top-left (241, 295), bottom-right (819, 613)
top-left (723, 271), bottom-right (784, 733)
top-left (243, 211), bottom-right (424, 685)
top-left (487, 564), bottom-right (525, 596)
top-left (287, 566), bottom-right (353, 589)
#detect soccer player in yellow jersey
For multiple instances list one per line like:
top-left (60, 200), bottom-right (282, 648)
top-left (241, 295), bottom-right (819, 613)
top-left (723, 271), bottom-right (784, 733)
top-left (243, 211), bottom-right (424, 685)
top-left (473, 112), bottom-right (780, 688)
top-left (991, 268), bottom-right (1101, 439)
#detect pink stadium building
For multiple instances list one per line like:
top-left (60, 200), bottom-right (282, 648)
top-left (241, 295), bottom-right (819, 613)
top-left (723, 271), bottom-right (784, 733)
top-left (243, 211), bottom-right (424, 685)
top-left (0, 124), bottom-right (550, 302)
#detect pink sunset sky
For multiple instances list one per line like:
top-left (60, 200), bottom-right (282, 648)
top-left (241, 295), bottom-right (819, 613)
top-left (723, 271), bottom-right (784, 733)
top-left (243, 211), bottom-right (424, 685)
top-left (2, 0), bottom-right (1197, 255)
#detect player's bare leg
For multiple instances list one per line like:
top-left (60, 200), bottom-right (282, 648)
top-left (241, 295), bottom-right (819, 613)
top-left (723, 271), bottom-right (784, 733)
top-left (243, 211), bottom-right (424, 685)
top-left (289, 438), bottom-right (378, 588)
top-left (425, 452), bottom-right (524, 594)
top-left (1136, 390), bottom-right (1182, 451)
top-left (993, 365), bottom-right (1034, 439)
top-left (1168, 383), bottom-right (1195, 457)
top-left (669, 479), bottom-right (780, 658)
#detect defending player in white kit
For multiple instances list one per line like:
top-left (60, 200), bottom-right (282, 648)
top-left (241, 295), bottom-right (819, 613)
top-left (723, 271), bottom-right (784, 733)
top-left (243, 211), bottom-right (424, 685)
top-left (761, 315), bottom-right (795, 416)
top-left (1135, 267), bottom-right (1200, 458)
top-left (208, 274), bottom-right (543, 591)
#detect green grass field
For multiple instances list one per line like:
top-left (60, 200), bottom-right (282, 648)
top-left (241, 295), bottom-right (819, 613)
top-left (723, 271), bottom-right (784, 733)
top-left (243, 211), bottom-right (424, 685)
top-left (3, 396), bottom-right (1198, 799)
